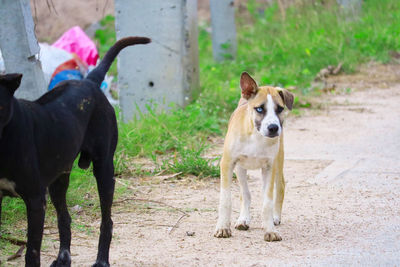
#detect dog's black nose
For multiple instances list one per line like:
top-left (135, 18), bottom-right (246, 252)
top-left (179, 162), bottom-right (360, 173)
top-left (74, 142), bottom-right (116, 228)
top-left (268, 124), bottom-right (279, 134)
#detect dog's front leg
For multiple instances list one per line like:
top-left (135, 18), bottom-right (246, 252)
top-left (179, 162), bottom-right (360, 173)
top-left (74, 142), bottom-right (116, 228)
top-left (214, 155), bottom-right (234, 238)
top-left (273, 168), bottom-right (285, 226)
top-left (24, 193), bottom-right (46, 267)
top-left (261, 163), bottom-right (282, 242)
top-left (234, 166), bottom-right (251, 230)
top-left (273, 135), bottom-right (285, 225)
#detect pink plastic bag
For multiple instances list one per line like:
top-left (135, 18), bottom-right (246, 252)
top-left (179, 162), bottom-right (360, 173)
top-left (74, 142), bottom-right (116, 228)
top-left (52, 26), bottom-right (99, 66)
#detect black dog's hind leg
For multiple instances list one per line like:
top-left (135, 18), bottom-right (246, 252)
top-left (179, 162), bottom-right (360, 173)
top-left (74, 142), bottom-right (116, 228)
top-left (24, 191), bottom-right (46, 267)
top-left (49, 173), bottom-right (72, 267)
top-left (92, 158), bottom-right (115, 267)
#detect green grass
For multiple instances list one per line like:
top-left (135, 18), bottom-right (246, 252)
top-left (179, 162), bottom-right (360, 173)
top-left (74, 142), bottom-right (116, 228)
top-left (159, 142), bottom-right (220, 178)
top-left (115, 103), bottom-right (221, 178)
top-left (95, 15), bottom-right (117, 77)
top-left (112, 0), bottom-right (400, 176)
top-left (1, 0), bottom-right (400, 254)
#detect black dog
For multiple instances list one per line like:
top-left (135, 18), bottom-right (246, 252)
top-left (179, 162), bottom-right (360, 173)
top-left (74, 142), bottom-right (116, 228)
top-left (0, 36), bottom-right (150, 267)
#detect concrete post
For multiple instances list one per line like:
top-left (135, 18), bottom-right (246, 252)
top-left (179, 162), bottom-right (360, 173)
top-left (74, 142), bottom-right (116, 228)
top-left (337, 0), bottom-right (362, 16)
top-left (115, 0), bottom-right (199, 122)
top-left (210, 0), bottom-right (237, 62)
top-left (0, 0), bottom-right (46, 100)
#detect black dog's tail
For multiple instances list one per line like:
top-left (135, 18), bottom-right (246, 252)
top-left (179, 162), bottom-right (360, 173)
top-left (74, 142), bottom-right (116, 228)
top-left (86, 36), bottom-right (151, 86)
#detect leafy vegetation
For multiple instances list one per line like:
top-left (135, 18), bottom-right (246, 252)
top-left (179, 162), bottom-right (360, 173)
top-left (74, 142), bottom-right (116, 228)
top-left (95, 15), bottom-right (117, 76)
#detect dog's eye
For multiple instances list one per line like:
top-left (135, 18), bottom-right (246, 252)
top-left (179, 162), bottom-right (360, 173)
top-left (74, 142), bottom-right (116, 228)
top-left (276, 105), bottom-right (284, 114)
top-left (255, 106), bottom-right (264, 113)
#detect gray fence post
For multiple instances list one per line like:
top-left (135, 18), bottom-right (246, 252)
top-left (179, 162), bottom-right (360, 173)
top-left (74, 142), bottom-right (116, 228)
top-left (115, 0), bottom-right (199, 122)
top-left (210, 0), bottom-right (237, 62)
top-left (337, 0), bottom-right (362, 16)
top-left (0, 0), bottom-right (46, 100)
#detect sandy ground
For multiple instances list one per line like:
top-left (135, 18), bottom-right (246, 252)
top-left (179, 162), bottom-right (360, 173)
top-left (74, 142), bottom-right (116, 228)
top-left (0, 63), bottom-right (388, 266)
top-left (30, 0), bottom-right (114, 42)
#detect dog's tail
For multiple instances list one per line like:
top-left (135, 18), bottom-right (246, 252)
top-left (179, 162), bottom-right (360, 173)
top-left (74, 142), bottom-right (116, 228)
top-left (86, 36), bottom-right (151, 86)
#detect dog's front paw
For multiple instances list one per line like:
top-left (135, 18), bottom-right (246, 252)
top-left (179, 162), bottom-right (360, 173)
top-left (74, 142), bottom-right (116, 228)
top-left (264, 232), bottom-right (282, 242)
top-left (234, 219), bottom-right (250, 230)
top-left (51, 260), bottom-right (70, 267)
top-left (214, 228), bottom-right (232, 238)
top-left (92, 261), bottom-right (110, 267)
top-left (50, 250), bottom-right (71, 267)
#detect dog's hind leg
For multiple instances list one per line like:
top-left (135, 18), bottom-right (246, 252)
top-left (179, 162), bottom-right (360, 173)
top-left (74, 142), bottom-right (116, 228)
top-left (24, 189), bottom-right (46, 267)
top-left (234, 166), bottom-right (251, 230)
top-left (49, 173), bottom-right (72, 267)
top-left (92, 158), bottom-right (115, 267)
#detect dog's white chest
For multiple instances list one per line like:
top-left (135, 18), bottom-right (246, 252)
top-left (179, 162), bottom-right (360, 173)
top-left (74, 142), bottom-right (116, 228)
top-left (232, 134), bottom-right (279, 170)
top-left (0, 178), bottom-right (19, 197)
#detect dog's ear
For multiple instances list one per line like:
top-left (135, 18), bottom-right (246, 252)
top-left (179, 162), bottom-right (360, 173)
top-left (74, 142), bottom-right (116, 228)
top-left (278, 88), bottom-right (294, 110)
top-left (0, 73), bottom-right (23, 95)
top-left (240, 72), bottom-right (258, 100)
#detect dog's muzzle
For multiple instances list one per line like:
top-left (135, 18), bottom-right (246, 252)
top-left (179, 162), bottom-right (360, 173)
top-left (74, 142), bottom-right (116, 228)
top-left (266, 123), bottom-right (279, 138)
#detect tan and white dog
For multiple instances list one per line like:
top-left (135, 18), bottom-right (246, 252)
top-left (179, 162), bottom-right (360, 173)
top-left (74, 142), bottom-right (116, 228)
top-left (214, 72), bottom-right (294, 242)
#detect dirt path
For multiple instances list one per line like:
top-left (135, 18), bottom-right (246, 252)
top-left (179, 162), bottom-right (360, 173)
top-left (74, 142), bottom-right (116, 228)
top-left (34, 65), bottom-right (400, 266)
